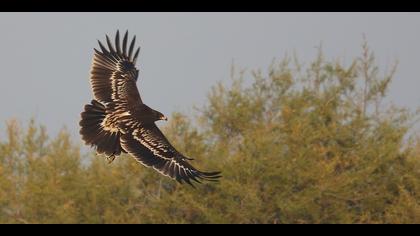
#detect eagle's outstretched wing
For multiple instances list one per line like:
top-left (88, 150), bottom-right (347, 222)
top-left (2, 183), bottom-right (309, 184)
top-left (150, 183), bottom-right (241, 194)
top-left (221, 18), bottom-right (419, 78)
top-left (80, 31), bottom-right (141, 158)
top-left (120, 123), bottom-right (221, 186)
top-left (90, 30), bottom-right (142, 110)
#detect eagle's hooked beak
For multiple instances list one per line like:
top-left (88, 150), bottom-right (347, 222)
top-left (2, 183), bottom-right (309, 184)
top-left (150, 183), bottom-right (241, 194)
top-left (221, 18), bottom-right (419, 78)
top-left (160, 115), bottom-right (168, 121)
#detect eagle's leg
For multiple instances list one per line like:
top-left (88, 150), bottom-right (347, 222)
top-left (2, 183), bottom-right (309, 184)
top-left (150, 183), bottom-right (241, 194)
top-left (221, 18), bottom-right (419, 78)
top-left (106, 153), bottom-right (116, 164)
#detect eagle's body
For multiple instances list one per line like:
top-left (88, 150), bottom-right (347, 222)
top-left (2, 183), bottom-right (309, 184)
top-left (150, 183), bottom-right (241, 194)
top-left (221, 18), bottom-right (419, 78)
top-left (79, 30), bottom-right (221, 186)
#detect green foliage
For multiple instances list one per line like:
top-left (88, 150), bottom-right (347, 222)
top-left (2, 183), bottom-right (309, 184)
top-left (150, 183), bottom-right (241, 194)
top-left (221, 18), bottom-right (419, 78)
top-left (0, 43), bottom-right (419, 223)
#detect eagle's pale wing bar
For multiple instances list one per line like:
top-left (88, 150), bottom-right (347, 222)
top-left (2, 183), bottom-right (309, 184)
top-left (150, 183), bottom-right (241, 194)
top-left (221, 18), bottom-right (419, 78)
top-left (120, 123), bottom-right (221, 186)
top-left (90, 30), bottom-right (142, 107)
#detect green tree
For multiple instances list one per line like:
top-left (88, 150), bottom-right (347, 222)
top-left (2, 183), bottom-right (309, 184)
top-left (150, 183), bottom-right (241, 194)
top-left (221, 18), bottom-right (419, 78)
top-left (0, 41), bottom-right (419, 223)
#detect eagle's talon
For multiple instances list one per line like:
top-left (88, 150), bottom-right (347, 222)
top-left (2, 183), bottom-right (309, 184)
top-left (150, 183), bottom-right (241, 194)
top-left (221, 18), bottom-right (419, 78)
top-left (107, 154), bottom-right (116, 164)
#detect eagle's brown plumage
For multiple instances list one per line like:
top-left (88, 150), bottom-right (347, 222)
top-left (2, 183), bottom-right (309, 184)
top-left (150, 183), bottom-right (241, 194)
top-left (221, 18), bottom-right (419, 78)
top-left (79, 30), bottom-right (221, 186)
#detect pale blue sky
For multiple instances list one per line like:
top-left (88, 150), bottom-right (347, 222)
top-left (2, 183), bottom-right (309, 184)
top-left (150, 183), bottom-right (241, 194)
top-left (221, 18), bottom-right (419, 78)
top-left (0, 13), bottom-right (419, 143)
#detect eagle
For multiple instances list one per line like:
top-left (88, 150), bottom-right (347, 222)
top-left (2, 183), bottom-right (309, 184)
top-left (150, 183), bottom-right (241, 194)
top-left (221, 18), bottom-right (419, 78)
top-left (79, 30), bottom-right (221, 186)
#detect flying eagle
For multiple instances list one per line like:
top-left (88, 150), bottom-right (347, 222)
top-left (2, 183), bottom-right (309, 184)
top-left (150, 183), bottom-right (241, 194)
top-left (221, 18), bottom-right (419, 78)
top-left (79, 30), bottom-right (221, 186)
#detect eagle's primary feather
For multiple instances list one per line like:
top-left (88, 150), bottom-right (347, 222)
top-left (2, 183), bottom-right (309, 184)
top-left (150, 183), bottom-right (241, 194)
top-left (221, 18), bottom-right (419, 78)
top-left (80, 30), bottom-right (221, 186)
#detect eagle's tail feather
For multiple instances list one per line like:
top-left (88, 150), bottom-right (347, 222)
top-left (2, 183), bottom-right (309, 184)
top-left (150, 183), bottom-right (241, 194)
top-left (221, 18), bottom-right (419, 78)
top-left (79, 100), bottom-right (123, 157)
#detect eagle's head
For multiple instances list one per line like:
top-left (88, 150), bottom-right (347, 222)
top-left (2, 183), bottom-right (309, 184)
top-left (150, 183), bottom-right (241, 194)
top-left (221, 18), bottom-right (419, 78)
top-left (154, 110), bottom-right (168, 122)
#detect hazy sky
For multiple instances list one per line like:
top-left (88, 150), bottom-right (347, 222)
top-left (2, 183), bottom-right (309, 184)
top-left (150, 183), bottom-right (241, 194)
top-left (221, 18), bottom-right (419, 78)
top-left (0, 13), bottom-right (419, 143)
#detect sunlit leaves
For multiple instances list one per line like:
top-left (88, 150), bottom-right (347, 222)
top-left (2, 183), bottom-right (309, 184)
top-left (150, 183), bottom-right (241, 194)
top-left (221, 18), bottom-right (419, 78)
top-left (0, 41), bottom-right (418, 223)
